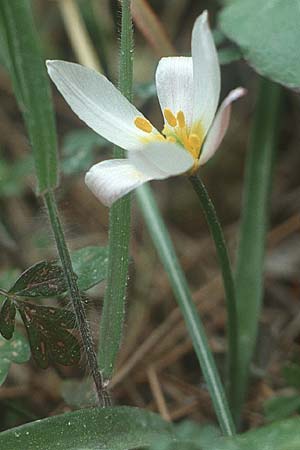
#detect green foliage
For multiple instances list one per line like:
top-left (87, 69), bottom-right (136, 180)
top-left (0, 406), bottom-right (174, 450)
top-left (9, 262), bottom-right (67, 298)
top-left (61, 378), bottom-right (96, 408)
top-left (1, 406), bottom-right (300, 450)
top-left (0, 245), bottom-right (108, 369)
top-left (264, 395), bottom-right (300, 422)
top-left (71, 246), bottom-right (108, 291)
top-left (18, 301), bottom-right (80, 368)
top-left (219, 0), bottom-right (300, 89)
top-left (0, 0), bottom-right (58, 193)
top-left (61, 129), bottom-right (106, 176)
top-left (0, 331), bottom-right (30, 385)
top-left (0, 299), bottom-right (16, 339)
top-left (232, 80), bottom-right (282, 424)
top-left (137, 184), bottom-right (234, 436)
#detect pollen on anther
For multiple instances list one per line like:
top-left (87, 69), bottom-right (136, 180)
top-left (164, 108), bottom-right (177, 127)
top-left (134, 117), bottom-right (153, 133)
top-left (189, 134), bottom-right (201, 149)
top-left (177, 111), bottom-right (186, 128)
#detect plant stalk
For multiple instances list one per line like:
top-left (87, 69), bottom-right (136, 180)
top-left (98, 0), bottom-right (133, 382)
top-left (44, 191), bottom-right (110, 406)
top-left (189, 173), bottom-right (238, 407)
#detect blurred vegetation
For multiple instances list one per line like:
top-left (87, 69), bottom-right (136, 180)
top-left (0, 0), bottom-right (300, 435)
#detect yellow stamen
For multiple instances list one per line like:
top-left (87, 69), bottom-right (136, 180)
top-left (134, 117), bottom-right (153, 133)
top-left (167, 136), bottom-right (176, 143)
top-left (189, 134), bottom-right (201, 150)
top-left (164, 108), bottom-right (177, 127)
top-left (177, 111), bottom-right (186, 128)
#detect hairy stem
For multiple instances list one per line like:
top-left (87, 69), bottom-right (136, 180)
top-left (44, 191), bottom-right (110, 406)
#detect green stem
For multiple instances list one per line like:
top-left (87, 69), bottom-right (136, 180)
top-left (44, 191), bottom-right (110, 406)
top-left (233, 79), bottom-right (282, 426)
top-left (136, 184), bottom-right (235, 436)
top-left (98, 0), bottom-right (133, 381)
top-left (189, 174), bottom-right (238, 407)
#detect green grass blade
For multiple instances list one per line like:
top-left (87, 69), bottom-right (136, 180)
top-left (136, 184), bottom-right (235, 436)
top-left (233, 78), bottom-right (282, 425)
top-left (98, 0), bottom-right (133, 381)
top-left (0, 0), bottom-right (58, 193)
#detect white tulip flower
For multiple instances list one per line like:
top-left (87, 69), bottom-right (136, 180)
top-left (47, 11), bottom-right (245, 207)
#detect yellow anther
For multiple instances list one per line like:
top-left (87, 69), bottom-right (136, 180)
top-left (164, 108), bottom-right (177, 127)
top-left (189, 133), bottom-right (201, 150)
top-left (134, 117), bottom-right (153, 133)
top-left (177, 111), bottom-right (186, 128)
top-left (167, 136), bottom-right (176, 143)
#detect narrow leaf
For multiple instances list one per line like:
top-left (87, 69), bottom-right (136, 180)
top-left (232, 79), bottom-right (282, 423)
top-left (136, 184), bottom-right (235, 436)
top-left (98, 0), bottom-right (132, 382)
top-left (0, 0), bottom-right (58, 193)
top-left (0, 406), bottom-right (174, 450)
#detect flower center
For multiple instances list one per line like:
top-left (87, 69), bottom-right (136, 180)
top-left (134, 111), bottom-right (204, 162)
top-left (162, 109), bottom-right (204, 159)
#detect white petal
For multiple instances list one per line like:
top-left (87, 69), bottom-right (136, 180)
top-left (192, 11), bottom-right (221, 133)
top-left (85, 142), bottom-right (194, 207)
top-left (155, 57), bottom-right (194, 127)
top-left (85, 160), bottom-right (151, 207)
top-left (199, 87), bottom-right (246, 165)
top-left (129, 141), bottom-right (194, 178)
top-left (47, 60), bottom-right (157, 151)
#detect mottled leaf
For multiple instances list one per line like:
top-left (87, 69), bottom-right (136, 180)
top-left (17, 301), bottom-right (80, 369)
top-left (9, 261), bottom-right (67, 297)
top-left (71, 246), bottom-right (108, 291)
top-left (0, 298), bottom-right (16, 339)
top-left (0, 330), bottom-right (30, 385)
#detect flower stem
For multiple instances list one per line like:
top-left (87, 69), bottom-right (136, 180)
top-left (98, 0), bottom-right (133, 382)
top-left (189, 173), bottom-right (238, 407)
top-left (44, 191), bottom-right (110, 406)
top-left (137, 184), bottom-right (235, 436)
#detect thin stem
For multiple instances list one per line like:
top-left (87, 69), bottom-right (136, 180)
top-left (44, 191), bottom-right (110, 406)
top-left (189, 173), bottom-right (238, 408)
top-left (137, 184), bottom-right (235, 436)
top-left (98, 0), bottom-right (133, 381)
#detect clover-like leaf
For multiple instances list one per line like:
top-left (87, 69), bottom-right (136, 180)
top-left (219, 0), bottom-right (300, 90)
top-left (17, 301), bottom-right (80, 369)
top-left (0, 298), bottom-right (16, 339)
top-left (9, 261), bottom-right (67, 297)
top-left (0, 330), bottom-right (30, 385)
